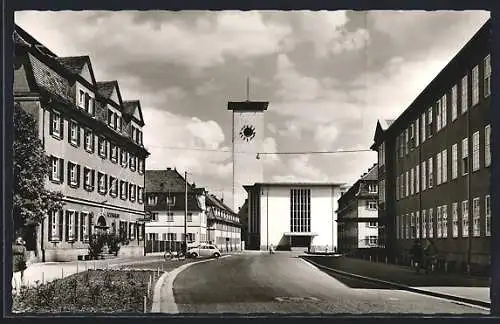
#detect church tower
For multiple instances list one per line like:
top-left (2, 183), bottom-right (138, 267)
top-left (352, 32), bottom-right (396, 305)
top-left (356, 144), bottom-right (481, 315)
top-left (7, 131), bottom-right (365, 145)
top-left (227, 81), bottom-right (269, 211)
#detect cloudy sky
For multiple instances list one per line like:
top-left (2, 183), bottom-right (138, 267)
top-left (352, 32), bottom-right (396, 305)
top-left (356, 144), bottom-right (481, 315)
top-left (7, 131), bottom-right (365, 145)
top-left (15, 10), bottom-right (490, 209)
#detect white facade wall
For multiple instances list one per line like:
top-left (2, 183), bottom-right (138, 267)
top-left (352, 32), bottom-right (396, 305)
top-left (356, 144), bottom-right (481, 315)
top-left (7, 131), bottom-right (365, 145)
top-left (258, 185), bottom-right (342, 251)
top-left (357, 199), bottom-right (379, 248)
top-left (145, 210), bottom-right (207, 242)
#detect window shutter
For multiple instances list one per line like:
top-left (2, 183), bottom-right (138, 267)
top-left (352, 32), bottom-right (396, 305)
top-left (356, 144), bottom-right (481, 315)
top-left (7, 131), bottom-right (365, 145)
top-left (80, 213), bottom-right (85, 241)
top-left (67, 162), bottom-right (71, 185)
top-left (59, 159), bottom-right (64, 183)
top-left (60, 116), bottom-right (64, 139)
top-left (49, 157), bottom-right (54, 181)
top-left (58, 210), bottom-right (64, 241)
top-left (74, 212), bottom-right (79, 242)
top-left (91, 98), bottom-right (95, 116)
top-left (89, 213), bottom-right (94, 237)
top-left (65, 211), bottom-right (70, 242)
top-left (48, 212), bottom-right (53, 241)
top-left (68, 122), bottom-right (72, 144)
top-left (104, 174), bottom-right (108, 194)
top-left (77, 165), bottom-right (81, 187)
top-left (91, 133), bottom-right (95, 153)
top-left (49, 112), bottom-right (54, 135)
top-left (77, 125), bottom-right (81, 146)
top-left (91, 170), bottom-right (95, 190)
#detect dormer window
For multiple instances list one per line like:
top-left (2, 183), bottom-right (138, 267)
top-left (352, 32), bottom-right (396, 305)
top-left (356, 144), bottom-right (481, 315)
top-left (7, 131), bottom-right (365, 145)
top-left (148, 195), bottom-right (158, 205)
top-left (79, 90), bottom-right (85, 107)
top-left (117, 117), bottom-right (122, 132)
top-left (368, 184), bottom-right (378, 193)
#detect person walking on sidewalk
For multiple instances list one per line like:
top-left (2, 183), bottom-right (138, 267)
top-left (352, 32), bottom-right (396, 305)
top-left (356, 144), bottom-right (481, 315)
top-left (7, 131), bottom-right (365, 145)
top-left (409, 240), bottom-right (423, 273)
top-left (12, 237), bottom-right (27, 295)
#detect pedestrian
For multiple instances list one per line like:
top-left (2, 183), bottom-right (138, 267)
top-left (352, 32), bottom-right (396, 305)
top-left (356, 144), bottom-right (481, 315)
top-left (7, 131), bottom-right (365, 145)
top-left (409, 240), bottom-right (423, 273)
top-left (12, 236), bottom-right (27, 295)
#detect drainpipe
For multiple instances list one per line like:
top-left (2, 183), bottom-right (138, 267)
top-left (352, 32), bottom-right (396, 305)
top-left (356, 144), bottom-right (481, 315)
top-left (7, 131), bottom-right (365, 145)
top-left (266, 186), bottom-right (269, 251)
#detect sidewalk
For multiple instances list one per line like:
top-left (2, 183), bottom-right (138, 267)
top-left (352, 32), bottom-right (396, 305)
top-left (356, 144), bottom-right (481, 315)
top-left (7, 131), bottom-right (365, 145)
top-left (302, 255), bottom-right (490, 305)
top-left (20, 255), bottom-right (166, 288)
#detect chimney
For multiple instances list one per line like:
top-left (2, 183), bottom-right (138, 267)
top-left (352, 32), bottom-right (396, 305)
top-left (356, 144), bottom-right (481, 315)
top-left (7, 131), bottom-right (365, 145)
top-left (221, 198), bottom-right (224, 203)
top-left (166, 167), bottom-right (171, 170)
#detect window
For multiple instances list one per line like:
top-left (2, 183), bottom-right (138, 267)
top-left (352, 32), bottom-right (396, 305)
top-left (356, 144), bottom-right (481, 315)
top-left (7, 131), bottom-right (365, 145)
top-left (290, 188), bottom-right (311, 232)
top-left (187, 213), bottom-right (193, 222)
top-left (367, 221), bottom-right (377, 227)
top-left (472, 65), bottom-right (479, 106)
top-left (367, 201), bottom-right (377, 210)
top-left (98, 137), bottom-right (107, 159)
top-left (368, 184), bottom-right (377, 193)
top-left (79, 90), bottom-right (85, 107)
top-left (441, 94), bottom-right (447, 129)
top-left (405, 214), bottom-right (409, 239)
top-left (422, 209), bottom-right (427, 239)
top-left (461, 75), bottom-right (468, 114)
top-left (409, 123), bottom-right (415, 149)
top-left (167, 233), bottom-right (176, 241)
top-left (442, 149), bottom-right (447, 183)
top-left (138, 159), bottom-right (145, 174)
top-left (451, 85), bottom-right (458, 121)
top-left (415, 118), bottom-right (419, 147)
top-left (68, 162), bottom-right (80, 187)
top-left (166, 196), bottom-right (176, 206)
top-left (69, 121), bottom-right (79, 146)
top-left (378, 142), bottom-right (385, 166)
top-left (421, 112), bottom-right (426, 144)
top-left (129, 184), bottom-right (136, 201)
top-left (416, 211), bottom-right (420, 239)
top-left (437, 206), bottom-right (442, 238)
top-left (396, 176), bottom-right (400, 200)
top-left (484, 54), bottom-right (491, 98)
top-left (462, 200), bottom-right (469, 237)
top-left (436, 99), bottom-right (442, 132)
top-left (48, 210), bottom-right (61, 241)
top-left (368, 236), bottom-right (377, 246)
top-left (410, 212), bottom-right (415, 239)
top-left (428, 157), bottom-right (433, 188)
top-left (129, 223), bottom-right (136, 240)
top-left (117, 116), bottom-right (122, 132)
top-left (472, 131), bottom-right (480, 171)
top-left (436, 152), bottom-right (442, 185)
top-left (66, 210), bottom-right (76, 242)
top-left (485, 125), bottom-right (491, 167)
top-left (421, 161), bottom-right (427, 191)
top-left (148, 195), bottom-right (158, 205)
top-left (462, 138), bottom-right (469, 175)
top-left (410, 168), bottom-right (414, 195)
top-left (151, 213), bottom-right (158, 221)
top-left (50, 156), bottom-right (63, 183)
top-left (129, 154), bottom-right (136, 171)
top-left (428, 208), bottom-right (434, 238)
top-left (485, 195), bottom-right (491, 236)
top-left (84, 167), bottom-right (94, 191)
top-left (442, 205), bottom-right (448, 238)
top-left (473, 197), bottom-right (480, 237)
top-left (426, 107), bottom-right (433, 138)
top-left (110, 144), bottom-right (118, 163)
top-left (404, 172), bottom-right (408, 197)
top-left (50, 111), bottom-right (62, 138)
top-left (415, 165), bottom-right (420, 193)
top-left (109, 176), bottom-right (118, 197)
top-left (167, 213), bottom-right (174, 222)
top-left (98, 172), bottom-right (107, 194)
top-left (120, 180), bottom-right (128, 200)
top-left (405, 129), bottom-right (409, 154)
top-left (138, 187), bottom-right (144, 204)
top-left (452, 143), bottom-right (458, 179)
top-left (121, 149), bottom-right (128, 167)
top-left (84, 129), bottom-right (94, 153)
top-left (452, 202), bottom-right (459, 238)
top-left (80, 212), bottom-right (90, 242)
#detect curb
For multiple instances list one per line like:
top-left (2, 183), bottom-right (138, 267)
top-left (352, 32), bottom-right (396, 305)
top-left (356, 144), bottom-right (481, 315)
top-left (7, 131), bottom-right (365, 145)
top-left (151, 255), bottom-right (231, 313)
top-left (301, 256), bottom-right (491, 309)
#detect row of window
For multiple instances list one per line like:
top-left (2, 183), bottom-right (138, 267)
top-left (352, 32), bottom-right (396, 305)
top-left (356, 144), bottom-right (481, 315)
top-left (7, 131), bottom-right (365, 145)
top-left (77, 89), bottom-right (144, 147)
top-left (150, 212), bottom-right (193, 222)
top-left (50, 156), bottom-right (144, 203)
top-left (396, 54), bottom-right (490, 158)
top-left (48, 209), bottom-right (144, 242)
top-left (396, 195), bottom-right (491, 240)
top-left (49, 111), bottom-right (145, 173)
top-left (396, 125), bottom-right (491, 200)
top-left (207, 206), bottom-right (239, 222)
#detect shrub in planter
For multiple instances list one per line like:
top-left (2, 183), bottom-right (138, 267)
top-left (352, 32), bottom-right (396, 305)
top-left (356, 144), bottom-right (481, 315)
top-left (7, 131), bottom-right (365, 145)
top-left (88, 233), bottom-right (107, 260)
top-left (106, 235), bottom-right (121, 256)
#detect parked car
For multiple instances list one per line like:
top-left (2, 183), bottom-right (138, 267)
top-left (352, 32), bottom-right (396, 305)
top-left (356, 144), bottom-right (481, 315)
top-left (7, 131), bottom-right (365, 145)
top-left (187, 244), bottom-right (221, 259)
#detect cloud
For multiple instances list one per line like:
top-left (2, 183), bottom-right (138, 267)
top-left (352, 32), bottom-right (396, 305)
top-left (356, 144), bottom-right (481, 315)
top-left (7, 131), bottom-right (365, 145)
top-left (314, 124), bottom-right (340, 150)
top-left (261, 137), bottom-right (280, 165)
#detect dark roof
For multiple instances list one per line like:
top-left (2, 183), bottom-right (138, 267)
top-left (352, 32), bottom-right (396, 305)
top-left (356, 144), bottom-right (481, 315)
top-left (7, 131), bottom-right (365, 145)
top-left (206, 194), bottom-right (236, 215)
top-left (146, 192), bottom-right (202, 212)
top-left (55, 56), bottom-right (89, 75)
top-left (227, 101), bottom-right (269, 112)
top-left (122, 100), bottom-right (138, 116)
top-left (96, 81), bottom-right (116, 99)
top-left (145, 168), bottom-right (196, 193)
top-left (360, 164), bottom-right (378, 181)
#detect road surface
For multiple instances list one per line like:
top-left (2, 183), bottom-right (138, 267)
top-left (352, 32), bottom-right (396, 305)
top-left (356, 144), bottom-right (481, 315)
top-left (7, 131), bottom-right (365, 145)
top-left (162, 252), bottom-right (489, 314)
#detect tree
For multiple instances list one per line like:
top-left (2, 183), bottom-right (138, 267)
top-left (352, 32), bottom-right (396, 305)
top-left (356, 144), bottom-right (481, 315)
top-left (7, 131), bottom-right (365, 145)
top-left (13, 103), bottom-right (64, 259)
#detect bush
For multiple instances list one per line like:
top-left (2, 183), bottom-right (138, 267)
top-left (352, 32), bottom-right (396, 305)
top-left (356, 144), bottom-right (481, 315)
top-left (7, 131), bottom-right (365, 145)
top-left (88, 233), bottom-right (107, 260)
top-left (106, 235), bottom-right (121, 256)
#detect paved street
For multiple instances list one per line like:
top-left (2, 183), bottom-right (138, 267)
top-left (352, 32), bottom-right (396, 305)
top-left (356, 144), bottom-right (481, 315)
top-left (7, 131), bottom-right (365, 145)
top-left (164, 252), bottom-right (489, 314)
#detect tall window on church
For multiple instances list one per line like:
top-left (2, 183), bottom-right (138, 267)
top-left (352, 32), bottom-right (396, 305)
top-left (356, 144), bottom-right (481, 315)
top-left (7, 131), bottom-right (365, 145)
top-left (290, 188), bottom-right (311, 233)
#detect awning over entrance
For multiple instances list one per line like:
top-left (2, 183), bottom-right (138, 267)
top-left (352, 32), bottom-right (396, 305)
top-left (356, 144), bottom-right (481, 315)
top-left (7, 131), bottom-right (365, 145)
top-left (283, 232), bottom-right (318, 237)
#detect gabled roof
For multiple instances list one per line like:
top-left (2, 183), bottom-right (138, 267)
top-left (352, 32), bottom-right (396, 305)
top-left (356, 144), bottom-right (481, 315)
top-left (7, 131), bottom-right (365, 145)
top-left (96, 80), bottom-right (124, 107)
top-left (14, 25), bottom-right (58, 57)
top-left (360, 164), bottom-right (378, 181)
top-left (206, 194), bottom-right (236, 215)
top-left (145, 168), bottom-right (196, 193)
top-left (55, 56), bottom-right (97, 85)
top-left (123, 100), bottom-right (145, 127)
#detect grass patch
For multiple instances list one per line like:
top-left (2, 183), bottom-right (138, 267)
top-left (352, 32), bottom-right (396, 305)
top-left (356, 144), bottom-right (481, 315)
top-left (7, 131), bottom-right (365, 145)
top-left (12, 269), bottom-right (163, 314)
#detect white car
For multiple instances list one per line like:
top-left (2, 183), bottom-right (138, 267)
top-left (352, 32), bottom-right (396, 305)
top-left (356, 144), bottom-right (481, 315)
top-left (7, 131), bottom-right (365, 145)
top-left (187, 244), bottom-right (221, 258)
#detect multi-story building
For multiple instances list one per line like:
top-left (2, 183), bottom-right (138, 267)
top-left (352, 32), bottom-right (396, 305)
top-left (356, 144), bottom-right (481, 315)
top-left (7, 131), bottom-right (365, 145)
top-left (14, 25), bottom-right (149, 262)
top-left (205, 194), bottom-right (241, 252)
top-left (144, 168), bottom-right (208, 252)
top-left (244, 182), bottom-right (345, 251)
top-left (337, 164), bottom-right (379, 254)
top-left (371, 20), bottom-right (491, 273)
